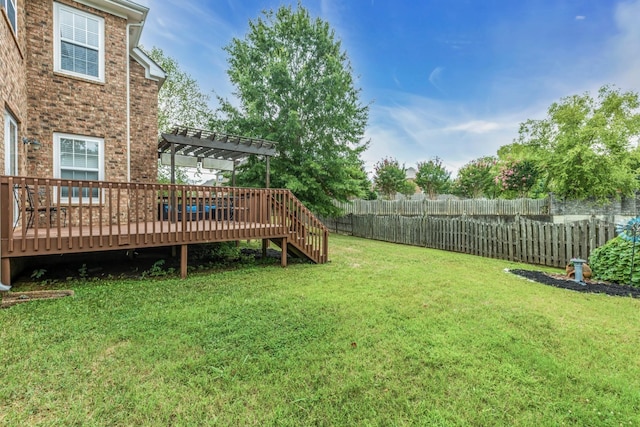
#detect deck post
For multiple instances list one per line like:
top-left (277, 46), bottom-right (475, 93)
top-left (180, 244), bottom-right (188, 279)
top-left (262, 239), bottom-right (268, 258)
top-left (0, 181), bottom-right (11, 289)
top-left (281, 237), bottom-right (287, 267)
top-left (1, 258), bottom-right (11, 288)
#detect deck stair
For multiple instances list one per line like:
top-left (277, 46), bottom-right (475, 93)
top-left (268, 194), bottom-right (328, 264)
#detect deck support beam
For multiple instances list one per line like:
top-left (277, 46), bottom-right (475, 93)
top-left (180, 245), bottom-right (188, 279)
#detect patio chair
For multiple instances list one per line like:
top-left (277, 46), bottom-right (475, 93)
top-left (13, 185), bottom-right (67, 229)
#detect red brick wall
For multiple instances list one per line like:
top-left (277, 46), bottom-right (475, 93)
top-left (24, 0), bottom-right (159, 183)
top-left (130, 58), bottom-right (159, 183)
top-left (0, 2), bottom-right (28, 174)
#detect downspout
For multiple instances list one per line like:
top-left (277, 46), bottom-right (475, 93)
top-left (126, 22), bottom-right (144, 182)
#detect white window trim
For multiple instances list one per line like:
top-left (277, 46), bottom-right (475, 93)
top-left (5, 110), bottom-right (19, 228)
top-left (4, 110), bottom-right (18, 176)
top-left (53, 2), bottom-right (105, 83)
top-left (53, 132), bottom-right (105, 203)
top-left (1, 0), bottom-right (17, 35)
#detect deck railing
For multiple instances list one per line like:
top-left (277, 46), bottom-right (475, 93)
top-left (271, 191), bottom-right (329, 263)
top-left (0, 176), bottom-right (327, 264)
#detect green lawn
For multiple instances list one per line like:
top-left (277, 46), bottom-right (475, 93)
top-left (1, 234), bottom-right (639, 426)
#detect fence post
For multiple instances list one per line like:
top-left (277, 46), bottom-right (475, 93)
top-left (589, 216), bottom-right (596, 261)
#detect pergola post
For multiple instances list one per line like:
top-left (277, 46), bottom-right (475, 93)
top-left (170, 142), bottom-right (176, 185)
top-left (170, 142), bottom-right (177, 222)
top-left (266, 156), bottom-right (270, 189)
top-left (232, 161), bottom-right (236, 187)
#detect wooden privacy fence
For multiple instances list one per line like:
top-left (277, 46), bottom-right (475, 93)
top-left (322, 215), bottom-right (617, 268)
top-left (335, 198), bottom-right (549, 216)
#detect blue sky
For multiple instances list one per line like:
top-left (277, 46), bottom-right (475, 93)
top-left (136, 0), bottom-right (640, 177)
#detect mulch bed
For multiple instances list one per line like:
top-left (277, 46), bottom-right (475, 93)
top-left (1, 290), bottom-right (74, 309)
top-left (509, 269), bottom-right (640, 298)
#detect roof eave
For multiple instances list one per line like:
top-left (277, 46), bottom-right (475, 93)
top-left (131, 47), bottom-right (167, 87)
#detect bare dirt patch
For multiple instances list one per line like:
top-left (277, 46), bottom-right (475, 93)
top-left (1, 290), bottom-right (74, 308)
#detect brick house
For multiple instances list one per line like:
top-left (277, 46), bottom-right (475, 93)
top-left (0, 1), bottom-right (328, 288)
top-left (1, 0), bottom-right (164, 186)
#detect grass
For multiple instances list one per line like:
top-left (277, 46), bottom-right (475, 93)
top-left (1, 234), bottom-right (640, 426)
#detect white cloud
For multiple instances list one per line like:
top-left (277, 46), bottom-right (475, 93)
top-left (446, 120), bottom-right (502, 134)
top-left (428, 66), bottom-right (445, 92)
top-left (608, 0), bottom-right (640, 90)
top-left (575, 15), bottom-right (586, 20)
top-left (392, 70), bottom-right (402, 88)
top-left (361, 92), bottom-right (532, 176)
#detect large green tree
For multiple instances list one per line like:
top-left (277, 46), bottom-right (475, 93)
top-left (147, 47), bottom-right (213, 135)
top-left (373, 157), bottom-right (407, 199)
top-left (516, 85), bottom-right (640, 201)
top-left (453, 156), bottom-right (498, 198)
top-left (216, 4), bottom-right (369, 216)
top-left (415, 157), bottom-right (451, 200)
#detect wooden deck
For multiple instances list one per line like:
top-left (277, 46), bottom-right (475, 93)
top-left (5, 220), bottom-right (287, 256)
top-left (1, 177), bottom-right (329, 286)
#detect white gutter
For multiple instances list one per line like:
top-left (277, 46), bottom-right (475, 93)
top-left (125, 22), bottom-right (144, 181)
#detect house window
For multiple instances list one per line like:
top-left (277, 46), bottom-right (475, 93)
top-left (54, 133), bottom-right (104, 202)
top-left (53, 2), bottom-right (104, 82)
top-left (1, 0), bottom-right (17, 35)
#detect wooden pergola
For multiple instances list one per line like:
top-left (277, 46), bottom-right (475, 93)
top-left (158, 126), bottom-right (277, 187)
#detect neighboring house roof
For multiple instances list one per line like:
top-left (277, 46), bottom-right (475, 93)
top-left (405, 167), bottom-right (417, 180)
top-left (201, 175), bottom-right (229, 186)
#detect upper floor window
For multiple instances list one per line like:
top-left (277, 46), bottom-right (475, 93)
top-left (53, 2), bottom-right (104, 82)
top-left (1, 0), bottom-right (17, 35)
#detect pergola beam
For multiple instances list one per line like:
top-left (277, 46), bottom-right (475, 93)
top-left (161, 133), bottom-right (276, 157)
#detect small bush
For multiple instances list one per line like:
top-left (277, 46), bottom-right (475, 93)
top-left (30, 269), bottom-right (47, 280)
top-left (589, 236), bottom-right (640, 286)
top-left (189, 242), bottom-right (241, 263)
top-left (142, 259), bottom-right (170, 278)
